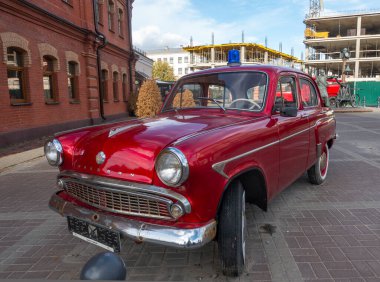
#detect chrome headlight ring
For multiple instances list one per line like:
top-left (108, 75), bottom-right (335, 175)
top-left (44, 139), bottom-right (63, 166)
top-left (155, 147), bottom-right (189, 187)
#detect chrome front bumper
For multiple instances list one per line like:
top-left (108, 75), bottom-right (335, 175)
top-left (49, 192), bottom-right (217, 249)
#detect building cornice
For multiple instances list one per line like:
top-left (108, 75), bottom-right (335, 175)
top-left (1, 0), bottom-right (93, 42)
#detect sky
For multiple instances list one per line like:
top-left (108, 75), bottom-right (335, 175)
top-left (132, 0), bottom-right (380, 59)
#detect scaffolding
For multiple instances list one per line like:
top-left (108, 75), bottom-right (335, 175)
top-left (183, 43), bottom-right (301, 70)
top-left (304, 11), bottom-right (380, 79)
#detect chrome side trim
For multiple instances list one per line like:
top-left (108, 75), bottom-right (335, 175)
top-left (49, 193), bottom-right (216, 249)
top-left (212, 125), bottom-right (316, 178)
top-left (212, 140), bottom-right (279, 178)
top-left (280, 126), bottom-right (312, 142)
top-left (315, 116), bottom-right (334, 126)
top-left (59, 171), bottom-right (191, 213)
top-left (173, 118), bottom-right (262, 146)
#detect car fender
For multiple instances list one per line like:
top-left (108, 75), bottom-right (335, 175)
top-left (215, 161), bottom-right (269, 215)
top-left (314, 111), bottom-right (336, 156)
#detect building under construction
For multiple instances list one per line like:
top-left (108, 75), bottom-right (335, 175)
top-left (304, 7), bottom-right (380, 106)
top-left (183, 43), bottom-right (301, 71)
top-left (304, 10), bottom-right (380, 79)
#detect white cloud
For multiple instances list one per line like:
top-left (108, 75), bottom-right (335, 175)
top-left (132, 0), bottom-right (380, 57)
top-left (132, 0), bottom-right (261, 50)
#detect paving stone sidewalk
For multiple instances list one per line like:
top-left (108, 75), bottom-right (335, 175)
top-left (0, 112), bottom-right (380, 281)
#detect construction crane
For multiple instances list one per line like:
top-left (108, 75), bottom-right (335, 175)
top-left (305, 0), bottom-right (328, 39)
top-left (309, 0), bottom-right (324, 18)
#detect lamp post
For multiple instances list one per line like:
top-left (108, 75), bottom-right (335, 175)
top-left (340, 48), bottom-right (350, 83)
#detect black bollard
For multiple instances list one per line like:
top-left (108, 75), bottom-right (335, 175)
top-left (80, 252), bottom-right (126, 280)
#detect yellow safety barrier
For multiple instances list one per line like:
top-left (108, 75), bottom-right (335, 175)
top-left (305, 28), bottom-right (329, 39)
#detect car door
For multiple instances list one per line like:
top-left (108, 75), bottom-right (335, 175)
top-left (274, 75), bottom-right (310, 191)
top-left (299, 76), bottom-right (322, 169)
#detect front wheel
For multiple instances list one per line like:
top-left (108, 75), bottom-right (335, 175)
top-left (218, 180), bottom-right (245, 277)
top-left (308, 143), bottom-right (329, 185)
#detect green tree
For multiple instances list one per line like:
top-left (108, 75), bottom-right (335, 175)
top-left (152, 61), bottom-right (176, 81)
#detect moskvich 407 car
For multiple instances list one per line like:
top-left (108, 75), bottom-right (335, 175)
top-left (46, 52), bottom-right (336, 276)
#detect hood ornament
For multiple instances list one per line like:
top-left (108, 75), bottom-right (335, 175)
top-left (108, 124), bottom-right (140, 137)
top-left (96, 151), bottom-right (106, 165)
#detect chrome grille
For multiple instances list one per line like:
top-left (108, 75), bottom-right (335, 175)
top-left (63, 179), bottom-right (173, 220)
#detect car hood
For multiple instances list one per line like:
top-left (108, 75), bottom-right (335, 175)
top-left (69, 114), bottom-right (253, 184)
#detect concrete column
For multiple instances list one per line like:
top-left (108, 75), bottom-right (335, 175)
top-left (357, 16), bottom-right (362, 36)
top-left (355, 38), bottom-right (361, 78)
top-left (354, 16), bottom-right (362, 79)
top-left (354, 61), bottom-right (360, 78)
top-left (240, 46), bottom-right (246, 63)
top-left (211, 47), bottom-right (215, 64)
top-left (264, 51), bottom-right (268, 64)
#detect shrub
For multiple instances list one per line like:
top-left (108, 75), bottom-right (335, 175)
top-left (173, 89), bottom-right (195, 108)
top-left (136, 79), bottom-right (162, 118)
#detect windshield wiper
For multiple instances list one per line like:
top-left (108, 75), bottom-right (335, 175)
top-left (195, 97), bottom-right (226, 112)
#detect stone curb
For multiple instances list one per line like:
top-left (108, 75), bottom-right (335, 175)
top-left (0, 147), bottom-right (44, 172)
top-left (333, 107), bottom-right (376, 113)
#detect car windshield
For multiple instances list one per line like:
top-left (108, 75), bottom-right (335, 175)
top-left (162, 71), bottom-right (268, 112)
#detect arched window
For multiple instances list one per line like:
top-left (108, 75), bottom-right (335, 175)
top-left (108, 0), bottom-right (115, 31)
top-left (7, 47), bottom-right (28, 104)
top-left (113, 71), bottom-right (119, 101)
top-left (122, 73), bottom-right (127, 102)
top-left (43, 56), bottom-right (58, 103)
top-left (67, 61), bottom-right (79, 102)
top-left (118, 8), bottom-right (123, 37)
top-left (101, 69), bottom-right (108, 102)
top-left (97, 0), bottom-right (104, 24)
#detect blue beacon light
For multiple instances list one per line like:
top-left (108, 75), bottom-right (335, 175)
top-left (227, 49), bottom-right (241, 66)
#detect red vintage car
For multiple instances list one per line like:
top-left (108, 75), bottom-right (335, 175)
top-left (46, 64), bottom-right (336, 276)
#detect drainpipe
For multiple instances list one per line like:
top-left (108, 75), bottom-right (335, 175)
top-left (126, 0), bottom-right (135, 114)
top-left (93, 0), bottom-right (107, 120)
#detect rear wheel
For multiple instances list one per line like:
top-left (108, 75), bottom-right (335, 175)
top-left (350, 94), bottom-right (360, 108)
top-left (329, 97), bottom-right (337, 108)
top-left (218, 180), bottom-right (245, 277)
top-left (308, 143), bottom-right (329, 185)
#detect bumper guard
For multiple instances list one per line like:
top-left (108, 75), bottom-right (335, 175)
top-left (49, 192), bottom-right (217, 249)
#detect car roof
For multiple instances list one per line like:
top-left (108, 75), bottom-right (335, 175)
top-left (182, 64), bottom-right (307, 78)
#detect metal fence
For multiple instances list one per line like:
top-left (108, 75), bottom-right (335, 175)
top-left (349, 81), bottom-right (380, 107)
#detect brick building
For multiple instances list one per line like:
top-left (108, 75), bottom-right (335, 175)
top-left (0, 0), bottom-right (136, 147)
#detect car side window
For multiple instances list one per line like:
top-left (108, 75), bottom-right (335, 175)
top-left (274, 76), bottom-right (297, 112)
top-left (300, 78), bottom-right (318, 107)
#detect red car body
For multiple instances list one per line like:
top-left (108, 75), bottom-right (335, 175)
top-left (47, 65), bottom-right (336, 276)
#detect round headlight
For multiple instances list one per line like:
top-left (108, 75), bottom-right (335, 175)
top-left (44, 139), bottom-right (63, 166)
top-left (155, 147), bottom-right (189, 187)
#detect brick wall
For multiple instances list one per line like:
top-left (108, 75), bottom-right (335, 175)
top-left (0, 0), bottom-right (134, 145)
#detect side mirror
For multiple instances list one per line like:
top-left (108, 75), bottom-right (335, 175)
top-left (280, 107), bottom-right (298, 117)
